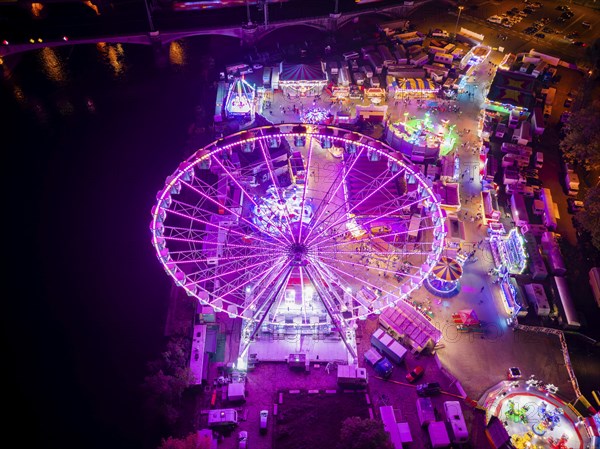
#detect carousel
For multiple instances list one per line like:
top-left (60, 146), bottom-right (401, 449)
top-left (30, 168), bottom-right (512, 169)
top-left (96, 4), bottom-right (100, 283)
top-left (424, 256), bottom-right (463, 297)
top-left (385, 112), bottom-right (458, 161)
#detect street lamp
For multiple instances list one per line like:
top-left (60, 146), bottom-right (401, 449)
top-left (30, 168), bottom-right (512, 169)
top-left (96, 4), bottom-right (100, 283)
top-left (143, 0), bottom-right (155, 34)
top-left (454, 5), bottom-right (465, 39)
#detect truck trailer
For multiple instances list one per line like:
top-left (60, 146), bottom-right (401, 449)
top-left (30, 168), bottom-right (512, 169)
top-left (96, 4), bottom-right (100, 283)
top-left (363, 347), bottom-right (394, 378)
top-left (337, 364), bottom-right (368, 388)
top-left (370, 328), bottom-right (408, 365)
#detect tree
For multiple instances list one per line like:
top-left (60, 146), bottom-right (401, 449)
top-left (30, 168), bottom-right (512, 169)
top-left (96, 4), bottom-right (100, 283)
top-left (338, 417), bottom-right (394, 449)
top-left (560, 100), bottom-right (600, 171)
top-left (157, 432), bottom-right (198, 449)
top-left (585, 38), bottom-right (600, 76)
top-left (575, 185), bottom-right (600, 251)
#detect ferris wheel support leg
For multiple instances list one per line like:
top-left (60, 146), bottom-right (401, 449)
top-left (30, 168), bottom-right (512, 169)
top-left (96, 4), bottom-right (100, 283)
top-left (238, 265), bottom-right (294, 359)
top-left (304, 265), bottom-right (357, 362)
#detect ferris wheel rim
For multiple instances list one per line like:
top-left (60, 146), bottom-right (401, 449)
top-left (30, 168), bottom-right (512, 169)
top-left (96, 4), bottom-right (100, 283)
top-left (150, 124), bottom-right (447, 322)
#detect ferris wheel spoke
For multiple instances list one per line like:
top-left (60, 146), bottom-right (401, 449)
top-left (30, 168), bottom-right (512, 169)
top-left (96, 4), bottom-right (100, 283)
top-left (302, 147), bottom-right (366, 244)
top-left (182, 252), bottom-right (284, 287)
top-left (305, 164), bottom-right (403, 247)
top-left (166, 205), bottom-right (284, 251)
top-left (205, 155), bottom-right (296, 245)
top-left (256, 139), bottom-right (296, 242)
top-left (310, 253), bottom-right (400, 295)
top-left (296, 137), bottom-right (316, 244)
top-left (244, 260), bottom-right (293, 314)
top-left (308, 189), bottom-right (428, 250)
top-left (318, 250), bottom-right (424, 283)
top-left (210, 256), bottom-right (289, 307)
top-left (182, 174), bottom-right (291, 247)
top-left (204, 257), bottom-right (289, 311)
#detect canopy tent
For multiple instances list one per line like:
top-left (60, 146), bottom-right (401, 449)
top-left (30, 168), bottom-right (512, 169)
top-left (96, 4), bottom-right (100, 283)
top-left (452, 309), bottom-right (479, 326)
top-left (278, 62), bottom-right (328, 97)
top-left (398, 78), bottom-right (437, 91)
top-left (279, 62), bottom-right (327, 82)
top-left (432, 256), bottom-right (463, 281)
top-left (486, 70), bottom-right (537, 112)
top-left (394, 78), bottom-right (438, 99)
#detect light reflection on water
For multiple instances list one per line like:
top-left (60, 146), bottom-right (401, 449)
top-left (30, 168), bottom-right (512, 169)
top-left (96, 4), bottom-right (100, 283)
top-left (169, 41), bottom-right (187, 67)
top-left (39, 47), bottom-right (67, 85)
top-left (97, 42), bottom-right (127, 78)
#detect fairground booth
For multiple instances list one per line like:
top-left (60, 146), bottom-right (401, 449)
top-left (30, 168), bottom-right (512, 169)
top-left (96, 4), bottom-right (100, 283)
top-left (225, 77), bottom-right (256, 121)
top-left (278, 62), bottom-right (328, 97)
top-left (385, 112), bottom-right (457, 163)
top-left (393, 78), bottom-right (438, 99)
top-left (485, 70), bottom-right (538, 128)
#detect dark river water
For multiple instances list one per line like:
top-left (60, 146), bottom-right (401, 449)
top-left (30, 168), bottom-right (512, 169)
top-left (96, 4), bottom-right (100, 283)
top-left (1, 37), bottom-right (240, 449)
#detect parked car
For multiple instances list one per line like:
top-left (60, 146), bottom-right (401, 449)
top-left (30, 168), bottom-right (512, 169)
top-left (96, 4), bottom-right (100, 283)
top-left (259, 410), bottom-right (269, 435)
top-left (238, 430), bottom-right (248, 449)
top-left (567, 198), bottom-right (584, 214)
top-left (406, 365), bottom-right (425, 383)
top-left (564, 97), bottom-right (573, 108)
top-left (416, 382), bottom-right (442, 397)
top-left (556, 5), bottom-right (569, 11)
top-left (535, 33), bottom-right (546, 39)
top-left (566, 31), bottom-right (580, 39)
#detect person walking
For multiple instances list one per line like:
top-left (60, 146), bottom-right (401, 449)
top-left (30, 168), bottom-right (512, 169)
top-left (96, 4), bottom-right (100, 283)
top-left (480, 286), bottom-right (485, 293)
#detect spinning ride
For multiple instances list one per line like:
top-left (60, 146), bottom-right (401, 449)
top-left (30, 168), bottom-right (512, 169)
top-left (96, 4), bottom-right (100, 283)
top-left (150, 124), bottom-right (446, 357)
top-left (424, 256), bottom-right (463, 297)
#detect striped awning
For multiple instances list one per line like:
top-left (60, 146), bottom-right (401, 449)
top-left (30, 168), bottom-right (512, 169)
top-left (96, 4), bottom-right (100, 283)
top-left (432, 256), bottom-right (463, 281)
top-left (399, 78), bottom-right (437, 91)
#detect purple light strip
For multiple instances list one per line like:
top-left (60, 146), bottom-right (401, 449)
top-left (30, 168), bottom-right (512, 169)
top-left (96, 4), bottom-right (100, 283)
top-left (309, 193), bottom-right (429, 250)
top-left (302, 145), bottom-right (367, 244)
top-left (244, 257), bottom-right (294, 312)
top-left (302, 264), bottom-right (357, 359)
top-left (209, 151), bottom-right (293, 245)
top-left (256, 138), bottom-right (295, 244)
top-left (297, 136), bottom-right (315, 245)
top-left (180, 173), bottom-right (290, 247)
top-left (209, 259), bottom-right (288, 312)
top-left (299, 266), bottom-right (308, 325)
top-left (183, 255), bottom-right (285, 287)
top-left (307, 254), bottom-right (405, 309)
top-left (315, 252), bottom-right (425, 282)
top-left (306, 158), bottom-right (407, 246)
top-left (315, 223), bottom-right (439, 252)
top-left (164, 232), bottom-right (286, 254)
top-left (165, 206), bottom-right (284, 250)
top-left (308, 262), bottom-right (371, 309)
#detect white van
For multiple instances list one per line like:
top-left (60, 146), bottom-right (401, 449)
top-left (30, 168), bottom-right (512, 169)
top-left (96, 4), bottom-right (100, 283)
top-left (444, 401), bottom-right (468, 444)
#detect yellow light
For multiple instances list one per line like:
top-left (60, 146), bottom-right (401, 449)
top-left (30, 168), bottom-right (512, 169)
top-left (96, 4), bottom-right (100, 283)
top-left (29, 39), bottom-right (35, 44)
top-left (37, 38), bottom-right (43, 43)
top-left (31, 3), bottom-right (44, 18)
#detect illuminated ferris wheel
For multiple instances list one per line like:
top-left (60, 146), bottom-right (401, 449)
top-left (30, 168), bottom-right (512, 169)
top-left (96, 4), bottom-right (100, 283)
top-left (150, 124), bottom-right (446, 343)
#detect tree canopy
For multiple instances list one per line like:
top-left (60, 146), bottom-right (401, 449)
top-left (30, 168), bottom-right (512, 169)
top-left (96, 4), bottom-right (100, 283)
top-left (560, 100), bottom-right (600, 171)
top-left (338, 417), bottom-right (393, 449)
top-left (575, 185), bottom-right (600, 251)
top-left (157, 432), bottom-right (199, 449)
